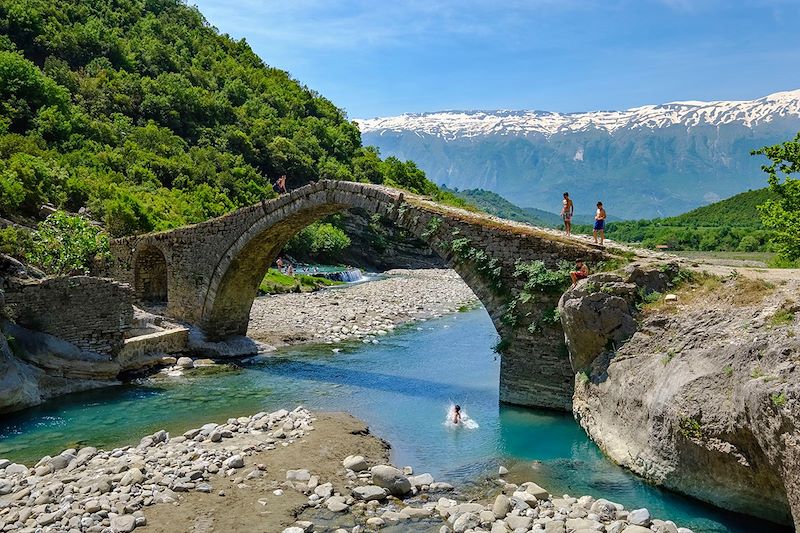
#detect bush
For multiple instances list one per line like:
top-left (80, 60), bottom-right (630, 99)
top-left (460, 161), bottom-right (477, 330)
top-left (285, 222), bottom-right (351, 262)
top-left (0, 226), bottom-right (31, 258)
top-left (26, 212), bottom-right (110, 275)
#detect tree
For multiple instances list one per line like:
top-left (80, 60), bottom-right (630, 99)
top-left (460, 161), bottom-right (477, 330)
top-left (754, 133), bottom-right (800, 262)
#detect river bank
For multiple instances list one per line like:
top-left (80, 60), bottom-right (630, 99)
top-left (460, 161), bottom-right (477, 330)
top-left (246, 269), bottom-right (478, 348)
top-left (0, 406), bottom-right (702, 533)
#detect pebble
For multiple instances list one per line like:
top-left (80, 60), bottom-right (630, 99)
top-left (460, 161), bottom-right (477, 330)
top-left (0, 405), bottom-right (697, 533)
top-left (249, 270), bottom-right (477, 345)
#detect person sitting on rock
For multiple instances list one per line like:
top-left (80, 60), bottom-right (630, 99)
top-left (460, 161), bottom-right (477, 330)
top-left (570, 259), bottom-right (589, 288)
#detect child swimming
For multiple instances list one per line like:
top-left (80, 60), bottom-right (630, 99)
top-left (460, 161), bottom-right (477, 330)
top-left (444, 403), bottom-right (479, 429)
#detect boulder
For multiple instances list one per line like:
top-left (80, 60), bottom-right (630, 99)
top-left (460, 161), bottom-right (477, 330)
top-left (492, 493), bottom-right (512, 518)
top-left (342, 455), bottom-right (368, 472)
top-left (222, 455), bottom-right (244, 469)
top-left (326, 496), bottom-right (349, 512)
top-left (370, 465), bottom-right (412, 496)
top-left (505, 514), bottom-right (533, 530)
top-left (352, 485), bottom-right (387, 501)
top-left (524, 482), bottom-right (549, 500)
top-left (452, 511), bottom-right (480, 533)
top-left (622, 526), bottom-right (653, 533)
top-left (111, 514), bottom-right (137, 532)
top-left (408, 472), bottom-right (434, 487)
top-left (628, 508), bottom-right (651, 526)
top-left (559, 279), bottom-right (637, 371)
top-left (286, 469), bottom-right (310, 481)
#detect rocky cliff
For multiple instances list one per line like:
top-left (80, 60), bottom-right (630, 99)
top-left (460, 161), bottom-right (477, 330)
top-left (560, 264), bottom-right (799, 528)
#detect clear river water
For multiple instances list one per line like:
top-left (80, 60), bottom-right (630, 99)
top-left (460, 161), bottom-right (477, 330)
top-left (0, 307), bottom-right (786, 533)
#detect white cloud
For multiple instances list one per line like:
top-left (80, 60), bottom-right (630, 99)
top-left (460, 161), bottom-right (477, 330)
top-left (192, 0), bottom-right (588, 51)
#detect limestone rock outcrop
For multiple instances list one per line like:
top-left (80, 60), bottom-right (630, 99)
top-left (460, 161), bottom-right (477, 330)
top-left (565, 269), bottom-right (800, 528)
top-left (559, 263), bottom-right (678, 371)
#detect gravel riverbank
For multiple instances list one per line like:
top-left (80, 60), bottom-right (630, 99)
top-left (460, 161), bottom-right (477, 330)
top-left (0, 407), bottom-right (698, 533)
top-left (247, 269), bottom-right (478, 347)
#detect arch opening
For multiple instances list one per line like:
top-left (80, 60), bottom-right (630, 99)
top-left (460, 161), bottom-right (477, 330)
top-left (134, 245), bottom-right (168, 304)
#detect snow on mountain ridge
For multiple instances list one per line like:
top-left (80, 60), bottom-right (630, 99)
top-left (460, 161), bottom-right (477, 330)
top-left (356, 89), bottom-right (800, 139)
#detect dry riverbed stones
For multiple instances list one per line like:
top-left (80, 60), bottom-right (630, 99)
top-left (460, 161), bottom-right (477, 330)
top-left (0, 407), bottom-right (698, 533)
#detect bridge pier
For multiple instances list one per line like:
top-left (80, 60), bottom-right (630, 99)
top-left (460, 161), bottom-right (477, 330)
top-left (109, 180), bottom-right (609, 412)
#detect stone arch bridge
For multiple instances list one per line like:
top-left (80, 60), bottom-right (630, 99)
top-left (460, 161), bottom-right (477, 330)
top-left (109, 180), bottom-right (611, 410)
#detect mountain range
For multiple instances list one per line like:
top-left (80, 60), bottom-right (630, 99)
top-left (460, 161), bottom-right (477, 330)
top-left (357, 90), bottom-right (800, 219)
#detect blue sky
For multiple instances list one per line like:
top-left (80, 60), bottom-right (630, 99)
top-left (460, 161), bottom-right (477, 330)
top-left (191, 0), bottom-right (800, 118)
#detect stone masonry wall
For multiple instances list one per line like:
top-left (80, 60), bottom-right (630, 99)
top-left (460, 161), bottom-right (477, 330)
top-left (110, 180), bottom-right (613, 410)
top-left (3, 276), bottom-right (134, 355)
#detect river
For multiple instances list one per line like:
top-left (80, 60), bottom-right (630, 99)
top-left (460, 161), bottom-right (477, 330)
top-left (0, 307), bottom-right (784, 533)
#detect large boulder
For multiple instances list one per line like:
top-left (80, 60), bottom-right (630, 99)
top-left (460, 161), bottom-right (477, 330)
top-left (559, 274), bottom-right (638, 371)
top-left (369, 465), bottom-right (412, 496)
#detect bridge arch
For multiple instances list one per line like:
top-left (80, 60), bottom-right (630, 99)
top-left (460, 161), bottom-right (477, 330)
top-left (110, 180), bottom-right (609, 409)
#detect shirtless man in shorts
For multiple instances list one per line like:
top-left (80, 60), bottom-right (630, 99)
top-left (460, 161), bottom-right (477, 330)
top-left (561, 192), bottom-right (574, 235)
top-left (594, 201), bottom-right (606, 245)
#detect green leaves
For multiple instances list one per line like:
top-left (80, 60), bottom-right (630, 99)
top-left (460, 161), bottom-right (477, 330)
top-left (26, 212), bottom-right (110, 275)
top-left (285, 222), bottom-right (351, 263)
top-left (754, 132), bottom-right (800, 262)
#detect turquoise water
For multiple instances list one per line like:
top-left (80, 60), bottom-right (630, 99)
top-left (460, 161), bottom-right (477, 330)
top-left (0, 309), bottom-right (786, 533)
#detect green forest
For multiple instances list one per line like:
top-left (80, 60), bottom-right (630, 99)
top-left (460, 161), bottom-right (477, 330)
top-left (0, 0), bottom-right (467, 252)
top-left (573, 188), bottom-right (776, 253)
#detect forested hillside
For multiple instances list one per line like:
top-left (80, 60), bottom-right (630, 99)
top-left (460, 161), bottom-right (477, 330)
top-left (0, 0), bottom-right (466, 241)
top-left (574, 188), bottom-right (775, 252)
top-left (445, 188), bottom-right (558, 227)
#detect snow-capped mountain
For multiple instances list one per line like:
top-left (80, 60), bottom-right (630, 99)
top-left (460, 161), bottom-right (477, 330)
top-left (357, 90), bottom-right (800, 219)
top-left (357, 90), bottom-right (800, 139)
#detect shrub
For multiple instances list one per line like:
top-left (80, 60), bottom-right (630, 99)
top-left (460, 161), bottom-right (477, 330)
top-left (285, 222), bottom-right (351, 262)
top-left (26, 212), bottom-right (110, 275)
top-left (771, 392), bottom-right (787, 408)
top-left (0, 226), bottom-right (32, 258)
top-left (514, 260), bottom-right (572, 294)
top-left (679, 417), bottom-right (703, 439)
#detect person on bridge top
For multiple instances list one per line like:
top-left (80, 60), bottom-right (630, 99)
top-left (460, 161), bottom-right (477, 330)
top-left (593, 202), bottom-right (606, 246)
top-left (570, 259), bottom-right (589, 288)
top-left (561, 192), bottom-right (574, 235)
top-left (276, 174), bottom-right (287, 194)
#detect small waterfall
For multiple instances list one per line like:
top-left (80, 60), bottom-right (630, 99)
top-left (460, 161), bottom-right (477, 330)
top-left (317, 268), bottom-right (364, 283)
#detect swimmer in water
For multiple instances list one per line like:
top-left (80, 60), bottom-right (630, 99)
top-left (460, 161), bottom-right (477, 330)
top-left (453, 405), bottom-right (462, 425)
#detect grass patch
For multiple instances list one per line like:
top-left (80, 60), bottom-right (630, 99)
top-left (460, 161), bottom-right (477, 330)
top-left (751, 366), bottom-right (765, 379)
top-left (729, 277), bottom-right (775, 306)
top-left (768, 307), bottom-right (796, 327)
top-left (259, 268), bottom-right (343, 295)
top-left (661, 348), bottom-right (678, 366)
top-left (723, 366), bottom-right (733, 377)
top-left (771, 392), bottom-right (787, 408)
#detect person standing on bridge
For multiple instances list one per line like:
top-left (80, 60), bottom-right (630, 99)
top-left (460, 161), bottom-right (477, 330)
top-left (561, 192), bottom-right (574, 235)
top-left (593, 202), bottom-right (606, 246)
top-left (276, 174), bottom-right (287, 195)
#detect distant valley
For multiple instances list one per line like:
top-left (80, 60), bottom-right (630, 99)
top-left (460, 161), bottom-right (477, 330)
top-left (358, 90), bottom-right (800, 219)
